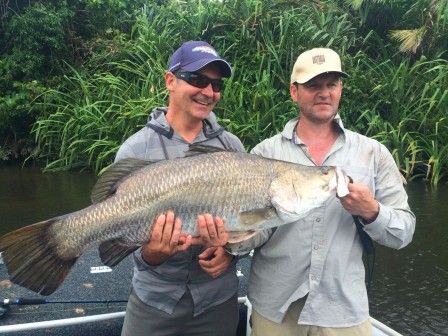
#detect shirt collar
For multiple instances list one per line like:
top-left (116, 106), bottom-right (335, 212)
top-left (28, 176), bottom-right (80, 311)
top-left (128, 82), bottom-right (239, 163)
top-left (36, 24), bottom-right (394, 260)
top-left (282, 114), bottom-right (346, 145)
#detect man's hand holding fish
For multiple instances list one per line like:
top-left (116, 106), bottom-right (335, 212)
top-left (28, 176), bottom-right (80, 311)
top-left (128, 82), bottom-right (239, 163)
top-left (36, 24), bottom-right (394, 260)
top-left (140, 211), bottom-right (192, 266)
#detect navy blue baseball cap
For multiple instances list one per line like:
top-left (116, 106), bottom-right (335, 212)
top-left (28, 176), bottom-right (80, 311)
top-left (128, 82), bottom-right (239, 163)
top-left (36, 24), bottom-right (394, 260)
top-left (168, 41), bottom-right (232, 77)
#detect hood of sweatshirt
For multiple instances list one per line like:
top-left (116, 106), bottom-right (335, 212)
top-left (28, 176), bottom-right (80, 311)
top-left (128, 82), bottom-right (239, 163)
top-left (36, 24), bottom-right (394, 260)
top-left (146, 107), bottom-right (225, 140)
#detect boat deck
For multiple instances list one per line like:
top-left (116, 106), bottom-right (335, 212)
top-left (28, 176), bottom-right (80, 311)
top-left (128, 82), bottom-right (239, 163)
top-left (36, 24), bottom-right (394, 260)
top-left (0, 248), bottom-right (399, 335)
top-left (0, 247), bottom-right (251, 335)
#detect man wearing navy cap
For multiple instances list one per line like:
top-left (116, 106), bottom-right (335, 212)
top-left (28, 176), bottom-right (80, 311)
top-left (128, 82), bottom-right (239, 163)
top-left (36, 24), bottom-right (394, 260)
top-left (117, 41), bottom-right (244, 336)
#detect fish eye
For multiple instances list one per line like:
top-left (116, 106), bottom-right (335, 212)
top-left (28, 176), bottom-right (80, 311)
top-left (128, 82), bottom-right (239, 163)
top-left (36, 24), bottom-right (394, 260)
top-left (320, 167), bottom-right (329, 175)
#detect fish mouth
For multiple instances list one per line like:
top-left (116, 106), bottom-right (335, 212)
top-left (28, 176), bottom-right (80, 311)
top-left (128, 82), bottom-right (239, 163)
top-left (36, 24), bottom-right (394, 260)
top-left (335, 167), bottom-right (350, 197)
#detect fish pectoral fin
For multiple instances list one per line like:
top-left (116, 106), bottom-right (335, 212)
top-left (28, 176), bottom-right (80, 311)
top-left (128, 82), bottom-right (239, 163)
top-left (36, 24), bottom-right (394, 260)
top-left (238, 207), bottom-right (278, 227)
top-left (91, 158), bottom-right (155, 203)
top-left (227, 231), bottom-right (258, 244)
top-left (99, 239), bottom-right (139, 267)
top-left (274, 207), bottom-right (304, 223)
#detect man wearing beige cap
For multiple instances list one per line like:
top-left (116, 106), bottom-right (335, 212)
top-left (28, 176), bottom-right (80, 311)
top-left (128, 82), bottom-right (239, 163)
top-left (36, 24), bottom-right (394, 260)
top-left (227, 48), bottom-right (415, 335)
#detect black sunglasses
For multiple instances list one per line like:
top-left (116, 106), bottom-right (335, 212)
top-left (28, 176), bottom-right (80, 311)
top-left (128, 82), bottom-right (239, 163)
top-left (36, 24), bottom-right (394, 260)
top-left (174, 72), bottom-right (224, 93)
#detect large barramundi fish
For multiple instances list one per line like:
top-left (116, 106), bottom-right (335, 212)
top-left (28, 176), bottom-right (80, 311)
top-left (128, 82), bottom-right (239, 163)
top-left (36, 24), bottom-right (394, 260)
top-left (0, 146), bottom-right (349, 295)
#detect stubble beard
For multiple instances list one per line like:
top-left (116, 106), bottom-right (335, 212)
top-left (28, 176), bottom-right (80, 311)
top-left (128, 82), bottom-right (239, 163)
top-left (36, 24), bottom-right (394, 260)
top-left (300, 105), bottom-right (338, 125)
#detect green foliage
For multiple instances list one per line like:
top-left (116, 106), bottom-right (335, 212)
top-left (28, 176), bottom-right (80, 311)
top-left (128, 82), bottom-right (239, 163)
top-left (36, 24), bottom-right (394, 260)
top-left (343, 0), bottom-right (448, 57)
top-left (1, 0), bottom-right (447, 184)
top-left (343, 54), bottom-right (448, 184)
top-left (33, 72), bottom-right (165, 172)
top-left (0, 146), bottom-right (12, 161)
top-left (0, 2), bottom-right (74, 159)
top-left (0, 3), bottom-right (72, 83)
top-left (0, 80), bottom-right (48, 160)
top-left (33, 0), bottom-right (363, 171)
top-left (0, 0), bottom-right (147, 161)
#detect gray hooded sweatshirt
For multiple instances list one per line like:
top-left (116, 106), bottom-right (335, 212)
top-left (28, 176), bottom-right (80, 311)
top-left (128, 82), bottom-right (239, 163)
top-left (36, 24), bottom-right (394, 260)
top-left (115, 107), bottom-right (245, 316)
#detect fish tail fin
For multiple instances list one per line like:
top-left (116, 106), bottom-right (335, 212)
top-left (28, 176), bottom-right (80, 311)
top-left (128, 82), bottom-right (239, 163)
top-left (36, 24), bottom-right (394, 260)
top-left (0, 219), bottom-right (77, 295)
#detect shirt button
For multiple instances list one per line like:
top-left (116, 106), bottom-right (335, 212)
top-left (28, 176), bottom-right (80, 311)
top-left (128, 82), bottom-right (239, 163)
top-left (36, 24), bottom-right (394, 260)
top-left (313, 245), bottom-right (319, 250)
top-left (311, 275), bottom-right (317, 280)
top-left (316, 218), bottom-right (321, 222)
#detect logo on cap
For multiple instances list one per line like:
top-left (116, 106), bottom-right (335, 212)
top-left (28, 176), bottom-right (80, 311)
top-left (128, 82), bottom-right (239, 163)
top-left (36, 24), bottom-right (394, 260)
top-left (312, 55), bottom-right (325, 65)
top-left (192, 46), bottom-right (218, 56)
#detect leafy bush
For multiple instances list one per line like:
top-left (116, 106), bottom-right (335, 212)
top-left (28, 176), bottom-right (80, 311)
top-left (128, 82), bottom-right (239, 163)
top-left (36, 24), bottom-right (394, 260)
top-left (1, 0), bottom-right (447, 183)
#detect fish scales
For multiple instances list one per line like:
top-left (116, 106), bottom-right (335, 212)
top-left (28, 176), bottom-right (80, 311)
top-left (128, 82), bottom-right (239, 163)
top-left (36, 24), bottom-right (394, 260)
top-left (0, 149), bottom-right (348, 295)
top-left (43, 152), bottom-right (275, 258)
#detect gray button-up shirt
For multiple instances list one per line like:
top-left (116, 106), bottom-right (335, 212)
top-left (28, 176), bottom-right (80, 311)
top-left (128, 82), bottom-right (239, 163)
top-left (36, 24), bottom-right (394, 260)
top-left (115, 107), bottom-right (245, 316)
top-left (240, 116), bottom-right (415, 327)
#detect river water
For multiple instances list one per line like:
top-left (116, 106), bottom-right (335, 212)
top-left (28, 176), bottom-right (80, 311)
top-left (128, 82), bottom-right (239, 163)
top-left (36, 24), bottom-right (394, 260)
top-left (0, 165), bottom-right (447, 335)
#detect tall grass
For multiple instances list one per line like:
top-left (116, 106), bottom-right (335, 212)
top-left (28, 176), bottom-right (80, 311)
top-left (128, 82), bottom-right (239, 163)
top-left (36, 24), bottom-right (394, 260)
top-left (343, 54), bottom-right (448, 185)
top-left (34, 44), bottom-right (168, 171)
top-left (32, 0), bottom-right (448, 184)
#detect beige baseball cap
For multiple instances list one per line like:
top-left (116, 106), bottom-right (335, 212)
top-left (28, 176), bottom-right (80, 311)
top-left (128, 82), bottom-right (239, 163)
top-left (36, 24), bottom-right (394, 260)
top-left (290, 48), bottom-right (348, 84)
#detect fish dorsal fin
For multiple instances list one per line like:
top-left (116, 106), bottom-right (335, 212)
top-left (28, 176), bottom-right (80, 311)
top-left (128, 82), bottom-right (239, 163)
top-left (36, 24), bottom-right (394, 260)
top-left (185, 144), bottom-right (235, 157)
top-left (98, 238), bottom-right (139, 267)
top-left (91, 158), bottom-right (153, 203)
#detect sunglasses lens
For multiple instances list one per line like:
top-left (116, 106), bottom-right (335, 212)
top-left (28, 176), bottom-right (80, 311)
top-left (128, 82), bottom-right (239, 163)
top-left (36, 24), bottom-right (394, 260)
top-left (211, 80), bottom-right (224, 92)
top-left (175, 72), bottom-right (224, 92)
top-left (189, 77), bottom-right (209, 89)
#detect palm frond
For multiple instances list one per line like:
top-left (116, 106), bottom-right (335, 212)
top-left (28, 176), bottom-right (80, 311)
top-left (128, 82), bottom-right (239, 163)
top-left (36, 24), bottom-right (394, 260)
top-left (389, 27), bottom-right (426, 53)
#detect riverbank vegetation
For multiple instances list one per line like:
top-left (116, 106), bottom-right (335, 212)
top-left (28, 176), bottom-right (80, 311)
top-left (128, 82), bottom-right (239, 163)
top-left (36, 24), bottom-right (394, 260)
top-left (1, 0), bottom-right (447, 184)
